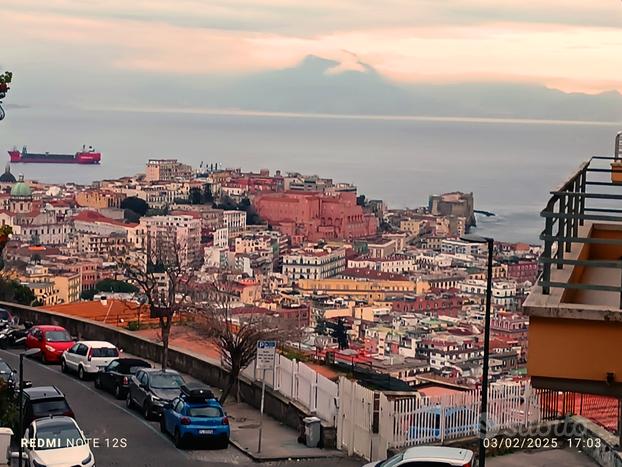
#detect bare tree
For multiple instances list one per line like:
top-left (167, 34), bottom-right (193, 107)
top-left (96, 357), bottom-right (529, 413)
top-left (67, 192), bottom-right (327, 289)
top-left (197, 280), bottom-right (273, 404)
top-left (121, 236), bottom-right (195, 371)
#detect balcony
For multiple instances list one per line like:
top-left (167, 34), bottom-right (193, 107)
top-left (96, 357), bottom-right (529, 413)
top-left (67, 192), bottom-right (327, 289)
top-left (524, 132), bottom-right (622, 398)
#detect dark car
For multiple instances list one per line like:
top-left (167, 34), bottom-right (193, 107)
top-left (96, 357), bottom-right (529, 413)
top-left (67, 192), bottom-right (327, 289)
top-left (21, 386), bottom-right (75, 432)
top-left (0, 308), bottom-right (14, 324)
top-left (126, 368), bottom-right (185, 420)
top-left (0, 359), bottom-right (16, 390)
top-left (95, 358), bottom-right (151, 399)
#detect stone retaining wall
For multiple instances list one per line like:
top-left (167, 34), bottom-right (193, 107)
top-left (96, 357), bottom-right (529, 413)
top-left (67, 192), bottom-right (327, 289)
top-left (0, 301), bottom-right (336, 448)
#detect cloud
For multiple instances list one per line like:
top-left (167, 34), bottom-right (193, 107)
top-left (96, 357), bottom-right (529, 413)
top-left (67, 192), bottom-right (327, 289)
top-left (1, 0), bottom-right (621, 94)
top-left (3, 0), bottom-right (621, 35)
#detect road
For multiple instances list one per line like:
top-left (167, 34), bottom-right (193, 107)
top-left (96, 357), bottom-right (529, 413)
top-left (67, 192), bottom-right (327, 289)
top-left (0, 349), bottom-right (361, 467)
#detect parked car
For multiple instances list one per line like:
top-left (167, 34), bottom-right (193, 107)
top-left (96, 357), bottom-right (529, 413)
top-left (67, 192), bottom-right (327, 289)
top-left (95, 358), bottom-right (152, 399)
top-left (60, 340), bottom-right (120, 380)
top-left (21, 386), bottom-right (75, 431)
top-left (0, 358), bottom-right (17, 392)
top-left (160, 383), bottom-right (230, 449)
top-left (126, 368), bottom-right (185, 420)
top-left (21, 416), bottom-right (95, 467)
top-left (363, 447), bottom-right (474, 467)
top-left (26, 325), bottom-right (75, 363)
top-left (0, 308), bottom-right (15, 325)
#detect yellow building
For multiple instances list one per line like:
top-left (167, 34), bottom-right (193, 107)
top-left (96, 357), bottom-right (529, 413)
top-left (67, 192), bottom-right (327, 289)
top-left (399, 219), bottom-right (426, 236)
top-left (298, 277), bottom-right (429, 301)
top-left (76, 190), bottom-right (126, 209)
top-left (26, 281), bottom-right (60, 306)
top-left (323, 303), bottom-right (385, 322)
top-left (468, 264), bottom-right (506, 281)
top-left (20, 265), bottom-right (81, 305)
top-left (54, 272), bottom-right (82, 304)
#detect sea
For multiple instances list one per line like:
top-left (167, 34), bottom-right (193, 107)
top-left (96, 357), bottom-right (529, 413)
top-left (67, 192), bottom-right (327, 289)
top-left (1, 106), bottom-right (619, 243)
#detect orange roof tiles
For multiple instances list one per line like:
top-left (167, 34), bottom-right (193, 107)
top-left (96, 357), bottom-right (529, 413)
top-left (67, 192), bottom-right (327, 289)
top-left (418, 386), bottom-right (465, 397)
top-left (47, 299), bottom-right (149, 324)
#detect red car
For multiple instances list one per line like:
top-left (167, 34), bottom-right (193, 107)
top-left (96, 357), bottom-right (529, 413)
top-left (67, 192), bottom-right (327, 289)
top-left (26, 325), bottom-right (75, 363)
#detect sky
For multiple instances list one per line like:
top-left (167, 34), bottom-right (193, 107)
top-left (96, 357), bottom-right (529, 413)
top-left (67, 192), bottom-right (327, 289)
top-left (1, 0), bottom-right (621, 102)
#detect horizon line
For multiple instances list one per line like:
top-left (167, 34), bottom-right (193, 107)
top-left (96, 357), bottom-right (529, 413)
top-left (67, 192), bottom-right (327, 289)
top-left (78, 105), bottom-right (622, 127)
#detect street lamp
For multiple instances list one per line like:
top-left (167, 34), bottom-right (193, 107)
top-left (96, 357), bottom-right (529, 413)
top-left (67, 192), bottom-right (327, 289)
top-left (18, 348), bottom-right (40, 467)
top-left (461, 234), bottom-right (494, 467)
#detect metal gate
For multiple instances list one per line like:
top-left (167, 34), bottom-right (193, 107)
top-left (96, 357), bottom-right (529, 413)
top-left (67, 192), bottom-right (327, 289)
top-left (337, 377), bottom-right (375, 459)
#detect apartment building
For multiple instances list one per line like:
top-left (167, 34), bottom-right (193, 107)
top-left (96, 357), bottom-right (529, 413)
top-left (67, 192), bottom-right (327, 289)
top-left (222, 210), bottom-right (247, 235)
top-left (140, 215), bottom-right (202, 268)
top-left (348, 255), bottom-right (416, 275)
top-left (145, 159), bottom-right (193, 182)
top-left (419, 333), bottom-right (482, 371)
top-left (283, 246), bottom-right (346, 281)
top-left (441, 239), bottom-right (481, 255)
top-left (75, 190), bottom-right (126, 209)
top-left (297, 276), bottom-right (428, 301)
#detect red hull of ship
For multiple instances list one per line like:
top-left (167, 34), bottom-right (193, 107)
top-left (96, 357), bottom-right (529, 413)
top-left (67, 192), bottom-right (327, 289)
top-left (8, 150), bottom-right (101, 164)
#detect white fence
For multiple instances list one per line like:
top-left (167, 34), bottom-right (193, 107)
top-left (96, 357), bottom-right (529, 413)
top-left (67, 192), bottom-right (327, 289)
top-left (241, 353), bottom-right (339, 425)
top-left (339, 379), bottom-right (542, 461)
top-left (337, 377), bottom-right (376, 459)
top-left (387, 381), bottom-right (540, 450)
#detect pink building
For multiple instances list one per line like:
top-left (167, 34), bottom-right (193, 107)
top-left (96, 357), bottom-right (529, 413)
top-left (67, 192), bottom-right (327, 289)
top-left (254, 191), bottom-right (377, 245)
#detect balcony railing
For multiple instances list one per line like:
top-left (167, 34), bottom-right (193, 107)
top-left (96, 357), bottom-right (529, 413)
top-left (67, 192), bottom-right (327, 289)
top-left (539, 132), bottom-right (622, 306)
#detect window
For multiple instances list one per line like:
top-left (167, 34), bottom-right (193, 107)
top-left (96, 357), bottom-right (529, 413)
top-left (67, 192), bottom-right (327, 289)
top-left (34, 422), bottom-right (84, 451)
top-left (91, 347), bottom-right (119, 358)
top-left (45, 331), bottom-right (71, 343)
top-left (378, 453), bottom-right (403, 467)
top-left (107, 361), bottom-right (120, 372)
top-left (0, 361), bottom-right (12, 374)
top-left (31, 399), bottom-right (70, 418)
top-left (173, 399), bottom-right (184, 413)
top-left (188, 406), bottom-right (223, 417)
top-left (401, 463), bottom-right (455, 467)
top-left (76, 344), bottom-right (88, 356)
top-left (150, 374), bottom-right (185, 389)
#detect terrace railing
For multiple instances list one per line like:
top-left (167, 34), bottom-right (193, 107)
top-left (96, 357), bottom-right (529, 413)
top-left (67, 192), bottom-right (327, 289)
top-left (539, 135), bottom-right (622, 306)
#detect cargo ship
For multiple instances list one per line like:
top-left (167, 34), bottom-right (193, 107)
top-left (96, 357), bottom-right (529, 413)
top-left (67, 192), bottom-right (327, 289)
top-left (8, 146), bottom-right (101, 164)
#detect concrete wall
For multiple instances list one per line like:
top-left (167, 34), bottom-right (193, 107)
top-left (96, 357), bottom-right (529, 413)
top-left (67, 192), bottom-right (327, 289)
top-left (0, 301), bottom-right (336, 448)
top-left (566, 416), bottom-right (622, 467)
top-left (528, 316), bottom-right (622, 383)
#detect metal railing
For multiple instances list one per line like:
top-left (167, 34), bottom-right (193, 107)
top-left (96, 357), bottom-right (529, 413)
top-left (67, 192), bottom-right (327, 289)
top-left (539, 136), bottom-right (622, 306)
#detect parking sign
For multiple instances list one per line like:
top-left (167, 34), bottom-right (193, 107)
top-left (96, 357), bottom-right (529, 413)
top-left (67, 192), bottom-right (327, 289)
top-left (256, 340), bottom-right (276, 369)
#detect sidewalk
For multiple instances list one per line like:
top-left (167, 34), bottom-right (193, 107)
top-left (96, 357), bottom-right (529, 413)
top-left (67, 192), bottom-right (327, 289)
top-left (122, 348), bottom-right (344, 462)
top-left (225, 401), bottom-right (345, 462)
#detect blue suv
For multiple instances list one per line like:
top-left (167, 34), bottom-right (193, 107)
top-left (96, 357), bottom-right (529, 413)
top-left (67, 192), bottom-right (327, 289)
top-left (160, 383), bottom-right (230, 449)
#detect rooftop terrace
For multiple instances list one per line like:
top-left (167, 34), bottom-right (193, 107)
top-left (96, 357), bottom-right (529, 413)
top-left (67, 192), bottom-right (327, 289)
top-left (526, 133), bottom-right (622, 318)
top-left (524, 131), bottom-right (622, 401)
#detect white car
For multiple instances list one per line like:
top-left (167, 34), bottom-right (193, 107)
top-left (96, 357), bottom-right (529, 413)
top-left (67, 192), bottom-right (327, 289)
top-left (61, 340), bottom-right (120, 380)
top-left (364, 446), bottom-right (474, 467)
top-left (21, 416), bottom-right (95, 467)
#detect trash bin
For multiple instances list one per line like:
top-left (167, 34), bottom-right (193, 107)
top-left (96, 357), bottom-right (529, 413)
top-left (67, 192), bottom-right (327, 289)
top-left (0, 427), bottom-right (12, 464)
top-left (302, 416), bottom-right (321, 448)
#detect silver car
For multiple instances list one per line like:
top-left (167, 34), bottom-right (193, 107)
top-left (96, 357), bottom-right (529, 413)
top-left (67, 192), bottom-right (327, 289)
top-left (364, 446), bottom-right (474, 467)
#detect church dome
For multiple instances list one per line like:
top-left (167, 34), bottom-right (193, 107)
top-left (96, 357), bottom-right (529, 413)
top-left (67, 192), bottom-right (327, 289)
top-left (10, 174), bottom-right (32, 198)
top-left (0, 164), bottom-right (16, 183)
